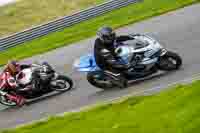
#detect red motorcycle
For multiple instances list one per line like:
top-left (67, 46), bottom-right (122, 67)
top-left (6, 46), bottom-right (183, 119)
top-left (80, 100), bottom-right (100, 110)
top-left (0, 62), bottom-right (74, 107)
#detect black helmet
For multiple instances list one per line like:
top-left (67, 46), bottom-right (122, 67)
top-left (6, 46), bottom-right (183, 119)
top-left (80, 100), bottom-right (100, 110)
top-left (97, 26), bottom-right (116, 44)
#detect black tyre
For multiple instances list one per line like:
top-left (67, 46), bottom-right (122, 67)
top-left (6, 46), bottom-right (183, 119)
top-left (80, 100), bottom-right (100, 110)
top-left (0, 95), bottom-right (17, 107)
top-left (87, 71), bottom-right (115, 89)
top-left (158, 51), bottom-right (182, 71)
top-left (51, 75), bottom-right (74, 92)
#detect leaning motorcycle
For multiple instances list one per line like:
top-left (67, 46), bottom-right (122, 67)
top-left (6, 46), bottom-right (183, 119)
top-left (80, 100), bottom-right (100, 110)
top-left (0, 62), bottom-right (74, 106)
top-left (74, 34), bottom-right (182, 89)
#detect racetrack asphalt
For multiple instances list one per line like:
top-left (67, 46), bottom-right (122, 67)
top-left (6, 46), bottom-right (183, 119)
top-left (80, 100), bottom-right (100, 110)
top-left (0, 3), bottom-right (200, 129)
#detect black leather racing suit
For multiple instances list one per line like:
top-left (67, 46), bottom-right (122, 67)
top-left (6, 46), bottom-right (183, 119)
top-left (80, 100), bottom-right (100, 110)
top-left (94, 35), bottom-right (135, 73)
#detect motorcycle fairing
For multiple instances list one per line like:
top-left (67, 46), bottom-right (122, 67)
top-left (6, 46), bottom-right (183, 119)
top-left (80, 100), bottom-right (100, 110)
top-left (74, 53), bottom-right (129, 72)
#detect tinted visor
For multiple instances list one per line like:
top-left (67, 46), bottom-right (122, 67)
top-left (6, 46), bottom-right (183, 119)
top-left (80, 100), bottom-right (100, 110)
top-left (102, 33), bottom-right (116, 42)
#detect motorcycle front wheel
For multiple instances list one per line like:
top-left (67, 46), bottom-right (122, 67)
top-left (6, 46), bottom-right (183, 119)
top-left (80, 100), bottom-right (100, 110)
top-left (158, 51), bottom-right (182, 71)
top-left (0, 95), bottom-right (17, 107)
top-left (51, 75), bottom-right (74, 92)
top-left (87, 71), bottom-right (116, 89)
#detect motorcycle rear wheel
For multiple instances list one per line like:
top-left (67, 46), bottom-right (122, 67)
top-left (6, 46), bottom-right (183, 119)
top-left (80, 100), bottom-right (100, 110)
top-left (87, 71), bottom-right (116, 89)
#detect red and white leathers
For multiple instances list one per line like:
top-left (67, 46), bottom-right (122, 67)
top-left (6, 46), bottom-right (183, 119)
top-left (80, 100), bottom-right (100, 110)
top-left (0, 70), bottom-right (25, 106)
top-left (0, 71), bottom-right (17, 89)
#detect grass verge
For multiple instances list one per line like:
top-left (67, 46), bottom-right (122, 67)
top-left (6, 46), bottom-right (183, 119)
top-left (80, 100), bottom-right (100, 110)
top-left (0, 0), bottom-right (105, 37)
top-left (2, 80), bottom-right (200, 133)
top-left (0, 0), bottom-right (199, 66)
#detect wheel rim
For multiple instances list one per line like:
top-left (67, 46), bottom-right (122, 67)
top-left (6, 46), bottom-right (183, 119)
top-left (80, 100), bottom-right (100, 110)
top-left (0, 95), bottom-right (17, 106)
top-left (167, 57), bottom-right (177, 68)
top-left (54, 80), bottom-right (71, 91)
top-left (161, 57), bottom-right (177, 69)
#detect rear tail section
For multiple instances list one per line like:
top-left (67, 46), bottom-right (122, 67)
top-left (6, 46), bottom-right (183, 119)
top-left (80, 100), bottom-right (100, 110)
top-left (73, 54), bottom-right (100, 72)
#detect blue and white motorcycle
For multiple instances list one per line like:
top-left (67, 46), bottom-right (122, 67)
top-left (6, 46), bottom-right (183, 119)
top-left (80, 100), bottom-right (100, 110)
top-left (74, 34), bottom-right (182, 89)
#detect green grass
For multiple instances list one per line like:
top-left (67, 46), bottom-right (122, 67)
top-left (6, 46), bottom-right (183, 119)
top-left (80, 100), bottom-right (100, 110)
top-left (2, 80), bottom-right (200, 133)
top-left (0, 0), bottom-right (105, 37)
top-left (0, 0), bottom-right (199, 66)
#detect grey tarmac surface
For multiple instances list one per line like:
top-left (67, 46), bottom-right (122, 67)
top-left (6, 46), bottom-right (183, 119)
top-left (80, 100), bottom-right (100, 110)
top-left (0, 3), bottom-right (200, 129)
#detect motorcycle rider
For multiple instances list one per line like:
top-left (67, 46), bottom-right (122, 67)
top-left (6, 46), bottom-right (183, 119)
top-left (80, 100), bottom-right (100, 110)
top-left (0, 60), bottom-right (29, 105)
top-left (94, 26), bottom-right (138, 87)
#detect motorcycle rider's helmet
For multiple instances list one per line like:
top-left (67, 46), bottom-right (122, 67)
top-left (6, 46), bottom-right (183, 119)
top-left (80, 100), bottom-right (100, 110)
top-left (97, 26), bottom-right (116, 44)
top-left (5, 60), bottom-right (20, 76)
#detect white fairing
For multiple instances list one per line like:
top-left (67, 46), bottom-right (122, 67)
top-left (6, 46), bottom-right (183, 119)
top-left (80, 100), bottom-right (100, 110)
top-left (128, 35), bottom-right (162, 53)
top-left (115, 34), bottom-right (164, 65)
top-left (17, 68), bottom-right (33, 85)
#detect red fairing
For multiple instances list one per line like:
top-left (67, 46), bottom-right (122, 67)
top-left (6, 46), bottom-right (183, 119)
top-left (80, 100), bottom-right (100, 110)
top-left (0, 72), bottom-right (17, 90)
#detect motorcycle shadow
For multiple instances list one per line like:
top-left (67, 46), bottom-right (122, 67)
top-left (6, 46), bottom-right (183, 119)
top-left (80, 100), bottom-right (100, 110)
top-left (126, 71), bottom-right (168, 87)
top-left (25, 91), bottom-right (69, 105)
top-left (91, 70), bottom-right (180, 96)
top-left (1, 88), bottom-right (75, 111)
